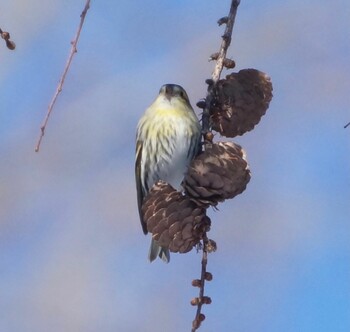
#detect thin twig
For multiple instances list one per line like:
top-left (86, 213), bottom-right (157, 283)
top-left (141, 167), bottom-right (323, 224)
top-left (344, 122), bottom-right (350, 129)
top-left (35, 0), bottom-right (91, 152)
top-left (191, 236), bottom-right (216, 331)
top-left (192, 1), bottom-right (241, 331)
top-left (191, 237), bottom-right (208, 332)
top-left (202, 0), bottom-right (241, 137)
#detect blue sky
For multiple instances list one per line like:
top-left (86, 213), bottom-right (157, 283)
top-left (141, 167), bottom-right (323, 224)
top-left (1, 1), bottom-right (350, 331)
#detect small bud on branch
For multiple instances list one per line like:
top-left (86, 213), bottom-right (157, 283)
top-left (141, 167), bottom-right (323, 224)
top-left (217, 17), bottom-right (229, 26)
top-left (0, 28), bottom-right (16, 50)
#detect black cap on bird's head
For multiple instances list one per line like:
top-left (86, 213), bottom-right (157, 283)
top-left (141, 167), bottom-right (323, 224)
top-left (159, 84), bottom-right (190, 103)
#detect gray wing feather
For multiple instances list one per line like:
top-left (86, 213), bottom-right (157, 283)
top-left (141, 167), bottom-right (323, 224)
top-left (135, 140), bottom-right (148, 234)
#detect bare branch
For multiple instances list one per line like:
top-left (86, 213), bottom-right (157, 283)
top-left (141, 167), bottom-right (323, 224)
top-left (202, 0), bottom-right (240, 139)
top-left (344, 122), bottom-right (350, 129)
top-left (35, 0), bottom-right (91, 152)
top-left (191, 237), bottom-right (216, 331)
top-left (211, 0), bottom-right (240, 82)
top-left (192, 1), bottom-right (241, 330)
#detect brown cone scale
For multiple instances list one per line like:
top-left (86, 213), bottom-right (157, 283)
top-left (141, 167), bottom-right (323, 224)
top-left (211, 69), bottom-right (273, 137)
top-left (183, 142), bottom-right (250, 207)
top-left (141, 181), bottom-right (211, 254)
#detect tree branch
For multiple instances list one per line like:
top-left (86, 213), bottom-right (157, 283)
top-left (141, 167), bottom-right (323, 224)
top-left (191, 1), bottom-right (241, 330)
top-left (201, 0), bottom-right (240, 139)
top-left (191, 236), bottom-right (216, 331)
top-left (35, 0), bottom-right (91, 152)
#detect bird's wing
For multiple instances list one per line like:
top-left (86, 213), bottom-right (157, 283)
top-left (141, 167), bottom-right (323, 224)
top-left (135, 140), bottom-right (148, 234)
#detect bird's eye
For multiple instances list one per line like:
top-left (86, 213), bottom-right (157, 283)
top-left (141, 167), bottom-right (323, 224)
top-left (180, 91), bottom-right (186, 99)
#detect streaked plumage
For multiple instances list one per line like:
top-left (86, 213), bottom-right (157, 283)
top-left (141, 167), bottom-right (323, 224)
top-left (135, 84), bottom-right (201, 262)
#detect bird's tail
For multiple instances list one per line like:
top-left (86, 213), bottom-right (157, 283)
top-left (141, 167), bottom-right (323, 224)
top-left (148, 239), bottom-right (170, 263)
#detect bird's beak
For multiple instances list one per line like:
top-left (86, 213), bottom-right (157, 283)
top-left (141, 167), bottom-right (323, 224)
top-left (164, 85), bottom-right (173, 101)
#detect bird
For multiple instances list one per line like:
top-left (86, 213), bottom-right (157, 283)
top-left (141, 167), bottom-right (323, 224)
top-left (135, 84), bottom-right (201, 263)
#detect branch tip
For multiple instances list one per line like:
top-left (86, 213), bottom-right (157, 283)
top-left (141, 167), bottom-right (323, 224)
top-left (0, 28), bottom-right (16, 50)
top-left (34, 0), bottom-right (91, 152)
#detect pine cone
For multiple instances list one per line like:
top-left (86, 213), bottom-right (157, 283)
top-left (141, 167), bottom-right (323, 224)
top-left (211, 69), bottom-right (273, 137)
top-left (183, 142), bottom-right (250, 207)
top-left (142, 181), bottom-right (211, 254)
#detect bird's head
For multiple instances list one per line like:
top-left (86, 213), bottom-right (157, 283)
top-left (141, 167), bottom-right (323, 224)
top-left (158, 84), bottom-right (190, 105)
